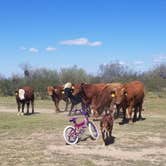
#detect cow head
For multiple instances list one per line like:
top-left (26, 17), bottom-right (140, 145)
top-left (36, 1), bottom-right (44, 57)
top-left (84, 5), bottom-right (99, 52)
top-left (15, 90), bottom-right (18, 96)
top-left (112, 87), bottom-right (127, 105)
top-left (17, 89), bottom-right (25, 100)
top-left (72, 83), bottom-right (83, 96)
top-left (47, 86), bottom-right (54, 96)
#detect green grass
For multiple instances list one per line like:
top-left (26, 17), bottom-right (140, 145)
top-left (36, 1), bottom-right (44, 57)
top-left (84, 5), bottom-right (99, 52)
top-left (0, 112), bottom-right (66, 134)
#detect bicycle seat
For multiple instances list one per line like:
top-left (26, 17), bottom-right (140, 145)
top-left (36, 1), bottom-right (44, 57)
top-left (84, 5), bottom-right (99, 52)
top-left (69, 117), bottom-right (77, 123)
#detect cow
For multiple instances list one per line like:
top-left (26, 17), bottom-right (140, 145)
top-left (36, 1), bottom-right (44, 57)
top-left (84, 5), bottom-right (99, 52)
top-left (112, 80), bottom-right (145, 123)
top-left (72, 83), bottom-right (107, 116)
top-left (47, 85), bottom-right (69, 113)
top-left (63, 84), bottom-right (87, 115)
top-left (15, 86), bottom-right (34, 115)
top-left (91, 83), bottom-right (123, 118)
top-left (100, 113), bottom-right (114, 145)
top-left (72, 83), bottom-right (123, 118)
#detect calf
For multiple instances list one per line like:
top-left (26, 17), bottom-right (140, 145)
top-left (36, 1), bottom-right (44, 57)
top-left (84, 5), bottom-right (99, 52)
top-left (15, 86), bottom-right (34, 115)
top-left (100, 113), bottom-right (114, 145)
top-left (47, 85), bottom-right (69, 113)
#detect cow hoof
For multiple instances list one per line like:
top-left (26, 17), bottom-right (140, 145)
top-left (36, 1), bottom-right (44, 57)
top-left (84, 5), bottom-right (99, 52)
top-left (17, 112), bottom-right (20, 116)
top-left (20, 112), bottom-right (24, 116)
top-left (132, 118), bottom-right (137, 123)
top-left (119, 119), bottom-right (129, 125)
top-left (138, 117), bottom-right (146, 121)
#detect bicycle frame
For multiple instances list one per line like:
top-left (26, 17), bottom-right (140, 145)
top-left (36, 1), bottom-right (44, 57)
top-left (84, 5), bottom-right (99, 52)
top-left (64, 106), bottom-right (99, 144)
top-left (69, 108), bottom-right (90, 137)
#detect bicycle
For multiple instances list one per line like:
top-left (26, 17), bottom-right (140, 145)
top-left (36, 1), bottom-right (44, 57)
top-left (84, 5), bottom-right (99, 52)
top-left (63, 108), bottom-right (99, 145)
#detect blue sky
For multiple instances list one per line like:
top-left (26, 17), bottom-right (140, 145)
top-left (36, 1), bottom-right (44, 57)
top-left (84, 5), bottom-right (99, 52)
top-left (0, 0), bottom-right (166, 77)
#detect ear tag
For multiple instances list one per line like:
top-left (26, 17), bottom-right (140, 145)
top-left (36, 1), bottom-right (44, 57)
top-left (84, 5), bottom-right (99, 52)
top-left (111, 93), bottom-right (115, 97)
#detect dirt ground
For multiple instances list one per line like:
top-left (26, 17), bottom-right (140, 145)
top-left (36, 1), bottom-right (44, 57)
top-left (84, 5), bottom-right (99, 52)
top-left (0, 98), bottom-right (166, 166)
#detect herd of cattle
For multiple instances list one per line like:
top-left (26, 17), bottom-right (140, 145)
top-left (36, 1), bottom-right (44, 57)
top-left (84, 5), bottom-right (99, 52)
top-left (15, 80), bottom-right (145, 144)
top-left (47, 80), bottom-right (145, 122)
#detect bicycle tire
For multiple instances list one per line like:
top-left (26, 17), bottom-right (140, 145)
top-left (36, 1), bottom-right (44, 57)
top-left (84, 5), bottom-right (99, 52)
top-left (63, 126), bottom-right (79, 145)
top-left (88, 121), bottom-right (99, 140)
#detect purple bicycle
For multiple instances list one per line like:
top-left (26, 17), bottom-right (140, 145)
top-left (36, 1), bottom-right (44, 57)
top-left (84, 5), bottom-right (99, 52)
top-left (63, 109), bottom-right (99, 145)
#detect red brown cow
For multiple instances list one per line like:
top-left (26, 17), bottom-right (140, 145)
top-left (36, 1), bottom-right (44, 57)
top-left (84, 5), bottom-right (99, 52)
top-left (100, 113), bottom-right (114, 145)
top-left (15, 86), bottom-right (34, 115)
top-left (47, 85), bottom-right (69, 113)
top-left (72, 83), bottom-right (106, 115)
top-left (73, 83), bottom-right (123, 118)
top-left (90, 83), bottom-right (123, 117)
top-left (113, 80), bottom-right (145, 123)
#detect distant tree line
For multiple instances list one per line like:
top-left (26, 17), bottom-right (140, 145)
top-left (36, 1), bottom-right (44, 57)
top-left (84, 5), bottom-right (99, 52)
top-left (0, 63), bottom-right (166, 98)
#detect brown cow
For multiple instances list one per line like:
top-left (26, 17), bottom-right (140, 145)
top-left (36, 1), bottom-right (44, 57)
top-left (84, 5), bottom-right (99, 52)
top-left (90, 83), bottom-right (123, 117)
top-left (72, 83), bottom-right (106, 116)
top-left (100, 113), bottom-right (114, 145)
top-left (113, 80), bottom-right (145, 123)
top-left (47, 85), bottom-right (69, 113)
top-left (15, 86), bottom-right (34, 115)
top-left (73, 83), bottom-right (122, 118)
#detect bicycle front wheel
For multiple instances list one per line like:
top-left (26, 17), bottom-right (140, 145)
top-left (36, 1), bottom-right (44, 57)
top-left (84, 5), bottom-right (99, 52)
top-left (88, 121), bottom-right (99, 140)
top-left (63, 126), bottom-right (78, 145)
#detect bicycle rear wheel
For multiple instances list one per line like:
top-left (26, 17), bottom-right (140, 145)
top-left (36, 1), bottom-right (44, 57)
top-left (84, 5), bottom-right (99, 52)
top-left (88, 121), bottom-right (99, 140)
top-left (63, 126), bottom-right (78, 145)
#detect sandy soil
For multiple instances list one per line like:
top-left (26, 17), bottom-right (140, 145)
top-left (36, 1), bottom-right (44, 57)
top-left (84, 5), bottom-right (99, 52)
top-left (1, 107), bottom-right (166, 166)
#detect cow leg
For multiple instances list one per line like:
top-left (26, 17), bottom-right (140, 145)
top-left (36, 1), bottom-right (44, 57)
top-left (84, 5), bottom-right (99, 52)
top-left (54, 100), bottom-right (60, 113)
top-left (127, 105), bottom-right (133, 122)
top-left (119, 105), bottom-right (128, 125)
top-left (122, 106), bottom-right (127, 122)
top-left (31, 100), bottom-right (34, 114)
top-left (68, 103), bottom-right (74, 116)
top-left (26, 102), bottom-right (30, 115)
top-left (115, 104), bottom-right (120, 119)
top-left (17, 102), bottom-right (21, 115)
top-left (21, 102), bottom-right (25, 115)
top-left (64, 99), bottom-right (69, 112)
top-left (133, 106), bottom-right (138, 122)
top-left (138, 103), bottom-right (143, 120)
top-left (87, 106), bottom-right (91, 115)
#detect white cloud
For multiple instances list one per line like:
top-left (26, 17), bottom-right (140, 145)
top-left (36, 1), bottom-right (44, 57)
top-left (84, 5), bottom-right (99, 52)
top-left (45, 46), bottom-right (57, 52)
top-left (29, 48), bottom-right (39, 53)
top-left (88, 41), bottom-right (102, 46)
top-left (119, 61), bottom-right (127, 65)
top-left (60, 37), bottom-right (102, 46)
top-left (133, 61), bottom-right (144, 65)
top-left (20, 46), bottom-right (27, 51)
top-left (153, 54), bottom-right (166, 63)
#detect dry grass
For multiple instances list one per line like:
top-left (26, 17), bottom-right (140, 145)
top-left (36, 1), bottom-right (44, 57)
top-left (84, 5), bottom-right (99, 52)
top-left (0, 94), bottom-right (166, 166)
